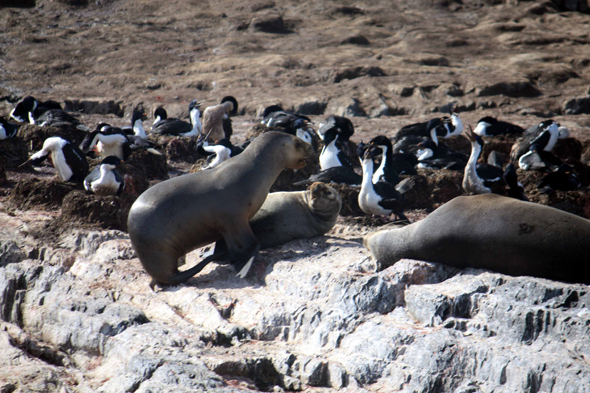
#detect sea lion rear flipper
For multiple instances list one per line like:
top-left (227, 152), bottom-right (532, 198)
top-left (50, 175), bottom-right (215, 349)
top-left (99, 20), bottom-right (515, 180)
top-left (150, 250), bottom-right (229, 290)
top-left (221, 223), bottom-right (261, 278)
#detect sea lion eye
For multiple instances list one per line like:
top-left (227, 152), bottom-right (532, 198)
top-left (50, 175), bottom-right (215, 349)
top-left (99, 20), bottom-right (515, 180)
top-left (295, 140), bottom-right (301, 149)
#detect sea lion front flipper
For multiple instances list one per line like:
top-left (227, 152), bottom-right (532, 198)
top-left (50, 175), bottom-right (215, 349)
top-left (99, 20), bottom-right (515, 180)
top-left (220, 223), bottom-right (261, 278)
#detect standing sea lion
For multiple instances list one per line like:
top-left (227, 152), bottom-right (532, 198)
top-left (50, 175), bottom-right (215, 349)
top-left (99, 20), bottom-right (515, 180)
top-left (127, 131), bottom-right (312, 288)
top-left (363, 194), bottom-right (590, 284)
top-left (249, 182), bottom-right (342, 249)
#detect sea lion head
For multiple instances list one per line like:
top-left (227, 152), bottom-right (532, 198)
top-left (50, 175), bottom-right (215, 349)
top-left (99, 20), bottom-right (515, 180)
top-left (307, 182), bottom-right (342, 216)
top-left (280, 132), bottom-right (313, 169)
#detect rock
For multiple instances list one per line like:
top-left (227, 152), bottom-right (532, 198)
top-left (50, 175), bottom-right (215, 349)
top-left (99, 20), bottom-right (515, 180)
top-left (333, 66), bottom-right (386, 83)
top-left (0, 240), bottom-right (26, 267)
top-left (326, 97), bottom-right (367, 117)
top-left (340, 35), bottom-right (370, 46)
top-left (475, 80), bottom-right (542, 98)
top-left (294, 100), bottom-right (327, 116)
top-left (563, 96), bottom-right (590, 114)
top-left (63, 99), bottom-right (124, 117)
top-left (404, 54), bottom-right (449, 67)
top-left (250, 15), bottom-right (290, 33)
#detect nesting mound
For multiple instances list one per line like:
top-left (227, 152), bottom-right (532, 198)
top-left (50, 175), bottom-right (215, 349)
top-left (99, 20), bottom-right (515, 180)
top-left (403, 170), bottom-right (465, 210)
top-left (402, 174), bottom-right (432, 210)
top-left (245, 124), bottom-right (267, 141)
top-left (152, 135), bottom-right (200, 163)
top-left (0, 137), bottom-right (29, 169)
top-left (481, 134), bottom-right (518, 163)
top-left (56, 190), bottom-right (136, 231)
top-left (340, 214), bottom-right (393, 227)
top-left (444, 136), bottom-right (471, 154)
top-left (118, 161), bottom-right (150, 198)
top-left (329, 183), bottom-right (362, 216)
top-left (125, 149), bottom-right (168, 181)
top-left (8, 178), bottom-right (78, 209)
top-left (270, 151), bottom-right (320, 192)
top-left (17, 123), bottom-right (87, 151)
top-left (189, 158), bottom-right (209, 173)
top-left (554, 138), bottom-right (583, 161)
top-left (517, 168), bottom-right (590, 219)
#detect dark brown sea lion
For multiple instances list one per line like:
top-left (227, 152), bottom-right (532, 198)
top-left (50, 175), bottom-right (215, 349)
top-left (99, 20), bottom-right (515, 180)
top-left (364, 194), bottom-right (590, 284)
top-left (127, 131), bottom-right (312, 288)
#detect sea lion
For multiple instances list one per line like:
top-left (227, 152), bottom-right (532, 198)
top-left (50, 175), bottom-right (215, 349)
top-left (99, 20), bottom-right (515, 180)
top-left (249, 182), bottom-right (341, 249)
top-left (363, 194), bottom-right (590, 284)
top-left (127, 131), bottom-right (312, 288)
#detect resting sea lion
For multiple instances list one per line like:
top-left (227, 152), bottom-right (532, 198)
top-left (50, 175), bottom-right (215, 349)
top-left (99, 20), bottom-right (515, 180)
top-left (128, 131), bottom-right (312, 288)
top-left (364, 194), bottom-right (590, 284)
top-left (249, 182), bottom-right (341, 249)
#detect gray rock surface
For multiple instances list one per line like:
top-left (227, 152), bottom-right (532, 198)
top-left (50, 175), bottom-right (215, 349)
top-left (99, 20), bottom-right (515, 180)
top-left (1, 215), bottom-right (589, 392)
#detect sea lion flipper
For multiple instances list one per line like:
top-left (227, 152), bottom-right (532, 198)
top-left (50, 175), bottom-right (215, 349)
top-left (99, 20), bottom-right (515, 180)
top-left (234, 243), bottom-right (260, 278)
top-left (150, 250), bottom-right (229, 289)
top-left (221, 223), bottom-right (261, 278)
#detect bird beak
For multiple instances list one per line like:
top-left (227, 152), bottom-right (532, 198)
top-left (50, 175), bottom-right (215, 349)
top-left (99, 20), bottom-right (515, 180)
top-left (17, 157), bottom-right (33, 168)
top-left (463, 125), bottom-right (476, 142)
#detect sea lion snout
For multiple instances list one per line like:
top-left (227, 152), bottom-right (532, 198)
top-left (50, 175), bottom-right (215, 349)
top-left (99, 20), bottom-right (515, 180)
top-left (287, 136), bottom-right (313, 169)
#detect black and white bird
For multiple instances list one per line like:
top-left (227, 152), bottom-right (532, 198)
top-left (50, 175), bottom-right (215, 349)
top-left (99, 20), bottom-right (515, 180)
top-left (503, 163), bottom-right (528, 201)
top-left (10, 96), bottom-right (62, 124)
top-left (151, 100), bottom-right (202, 137)
top-left (463, 127), bottom-right (506, 195)
top-left (395, 110), bottom-right (463, 145)
top-left (536, 164), bottom-right (580, 193)
top-left (430, 110), bottom-right (463, 145)
top-left (392, 117), bottom-right (449, 155)
top-left (84, 155), bottom-right (125, 196)
top-left (472, 116), bottom-right (524, 137)
top-left (22, 136), bottom-right (89, 182)
top-left (80, 124), bottom-right (160, 160)
top-left (220, 96), bottom-right (238, 141)
top-left (293, 166), bottom-right (362, 187)
top-left (10, 95), bottom-right (87, 130)
top-left (202, 96), bottom-right (239, 142)
top-left (10, 96), bottom-right (38, 123)
top-left (358, 146), bottom-right (414, 221)
top-left (414, 139), bottom-right (467, 171)
top-left (261, 105), bottom-right (311, 130)
top-left (394, 117), bottom-right (446, 141)
top-left (0, 116), bottom-right (19, 140)
top-left (318, 115), bottom-right (354, 143)
top-left (152, 107), bottom-right (167, 128)
top-left (319, 127), bottom-right (354, 171)
top-left (260, 105), bottom-right (315, 142)
top-left (517, 145), bottom-right (563, 172)
top-left (368, 136), bottom-right (401, 185)
top-left (127, 110), bottom-right (148, 139)
top-left (511, 120), bottom-right (561, 166)
top-left (196, 139), bottom-right (241, 170)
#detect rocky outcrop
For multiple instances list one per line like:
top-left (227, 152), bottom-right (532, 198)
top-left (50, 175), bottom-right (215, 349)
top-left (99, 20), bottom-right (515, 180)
top-left (1, 222), bottom-right (589, 392)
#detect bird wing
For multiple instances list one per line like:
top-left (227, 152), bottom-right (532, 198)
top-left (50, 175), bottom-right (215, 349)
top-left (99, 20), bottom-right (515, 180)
top-left (152, 118), bottom-right (192, 135)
